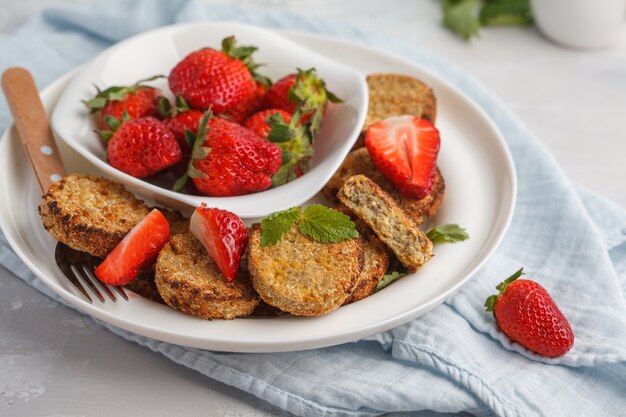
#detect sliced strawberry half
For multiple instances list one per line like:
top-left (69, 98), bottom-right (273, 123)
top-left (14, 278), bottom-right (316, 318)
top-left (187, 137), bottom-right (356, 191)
top-left (95, 209), bottom-right (170, 286)
top-left (190, 204), bottom-right (249, 282)
top-left (365, 116), bottom-right (441, 199)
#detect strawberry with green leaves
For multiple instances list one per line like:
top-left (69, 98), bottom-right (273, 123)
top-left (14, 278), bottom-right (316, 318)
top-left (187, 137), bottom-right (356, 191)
top-left (245, 108), bottom-right (316, 186)
top-left (84, 76), bottom-right (163, 129)
top-left (365, 116), bottom-right (441, 199)
top-left (97, 115), bottom-right (182, 179)
top-left (485, 268), bottom-right (575, 358)
top-left (262, 68), bottom-right (341, 131)
top-left (190, 204), bottom-right (249, 282)
top-left (159, 95), bottom-right (203, 155)
top-left (244, 109), bottom-right (293, 140)
top-left (174, 111), bottom-right (281, 196)
top-left (168, 36), bottom-right (270, 116)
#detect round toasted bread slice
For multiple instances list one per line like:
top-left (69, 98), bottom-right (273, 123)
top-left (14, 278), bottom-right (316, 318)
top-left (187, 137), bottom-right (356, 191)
top-left (323, 148), bottom-right (445, 225)
top-left (248, 224), bottom-right (364, 316)
top-left (125, 271), bottom-right (165, 304)
top-left (335, 205), bottom-right (389, 304)
top-left (250, 300), bottom-right (286, 317)
top-left (155, 232), bottom-right (259, 320)
top-left (350, 74), bottom-right (437, 150)
top-left (365, 73), bottom-right (437, 130)
top-left (337, 175), bottom-right (433, 272)
top-left (38, 174), bottom-right (149, 258)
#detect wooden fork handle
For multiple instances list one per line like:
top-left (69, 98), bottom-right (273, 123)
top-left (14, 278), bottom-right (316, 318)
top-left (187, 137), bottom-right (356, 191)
top-left (2, 67), bottom-right (66, 193)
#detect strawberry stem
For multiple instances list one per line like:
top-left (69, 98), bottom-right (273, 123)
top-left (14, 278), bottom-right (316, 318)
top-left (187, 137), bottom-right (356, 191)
top-left (288, 68), bottom-right (342, 135)
top-left (221, 36), bottom-right (271, 87)
top-left (83, 75), bottom-right (164, 112)
top-left (484, 267), bottom-right (524, 313)
top-left (173, 110), bottom-right (213, 192)
top-left (157, 96), bottom-right (171, 117)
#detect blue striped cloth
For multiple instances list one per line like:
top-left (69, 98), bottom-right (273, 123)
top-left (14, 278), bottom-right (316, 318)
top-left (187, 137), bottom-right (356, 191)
top-left (1, 1), bottom-right (625, 416)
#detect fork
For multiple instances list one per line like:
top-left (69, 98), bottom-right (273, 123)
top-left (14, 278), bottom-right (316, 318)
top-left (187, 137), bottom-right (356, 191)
top-left (2, 67), bottom-right (128, 304)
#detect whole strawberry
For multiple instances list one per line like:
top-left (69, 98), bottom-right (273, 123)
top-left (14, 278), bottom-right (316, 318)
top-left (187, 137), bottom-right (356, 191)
top-left (159, 95), bottom-right (203, 154)
top-left (168, 36), bottom-right (270, 115)
top-left (84, 76), bottom-right (163, 129)
top-left (261, 68), bottom-right (341, 130)
top-left (262, 73), bottom-right (298, 112)
top-left (164, 109), bottom-right (203, 150)
top-left (244, 108), bottom-right (311, 186)
top-left (174, 112), bottom-right (281, 196)
top-left (190, 204), bottom-right (249, 282)
top-left (244, 109), bottom-right (292, 139)
top-left (223, 81), bottom-right (268, 124)
top-left (485, 268), bottom-right (575, 358)
top-left (97, 116), bottom-right (182, 178)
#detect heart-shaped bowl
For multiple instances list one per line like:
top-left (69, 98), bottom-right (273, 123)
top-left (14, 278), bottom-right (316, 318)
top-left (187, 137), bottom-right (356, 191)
top-left (51, 22), bottom-right (368, 218)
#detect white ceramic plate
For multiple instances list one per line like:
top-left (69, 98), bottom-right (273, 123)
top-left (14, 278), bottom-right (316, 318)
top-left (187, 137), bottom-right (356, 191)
top-left (0, 29), bottom-right (516, 353)
top-left (51, 22), bottom-right (368, 218)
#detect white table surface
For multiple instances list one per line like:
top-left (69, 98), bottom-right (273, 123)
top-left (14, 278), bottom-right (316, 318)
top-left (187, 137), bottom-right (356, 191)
top-left (1, 0), bottom-right (624, 416)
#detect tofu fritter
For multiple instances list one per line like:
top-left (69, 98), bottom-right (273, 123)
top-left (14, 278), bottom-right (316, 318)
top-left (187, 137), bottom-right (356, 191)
top-left (155, 232), bottom-right (259, 320)
top-left (337, 175), bottom-right (433, 272)
top-left (324, 148), bottom-right (445, 225)
top-left (38, 174), bottom-right (149, 258)
top-left (248, 225), bottom-right (364, 316)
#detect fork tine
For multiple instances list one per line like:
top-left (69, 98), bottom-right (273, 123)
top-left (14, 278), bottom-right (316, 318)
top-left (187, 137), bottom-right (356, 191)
top-left (113, 285), bottom-right (128, 301)
top-left (82, 265), bottom-right (117, 302)
top-left (55, 244), bottom-right (92, 303)
top-left (56, 264), bottom-right (92, 304)
top-left (71, 265), bottom-right (105, 303)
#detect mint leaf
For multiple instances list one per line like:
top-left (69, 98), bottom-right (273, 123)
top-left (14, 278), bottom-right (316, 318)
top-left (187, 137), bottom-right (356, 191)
top-left (376, 258), bottom-right (408, 291)
top-left (426, 224), bottom-right (469, 244)
top-left (443, 0), bottom-right (480, 40)
top-left (260, 207), bottom-right (302, 247)
top-left (375, 270), bottom-right (407, 292)
top-left (298, 204), bottom-right (359, 243)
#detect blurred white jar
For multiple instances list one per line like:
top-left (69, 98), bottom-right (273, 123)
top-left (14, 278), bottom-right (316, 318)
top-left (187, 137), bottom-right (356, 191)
top-left (531, 0), bottom-right (626, 49)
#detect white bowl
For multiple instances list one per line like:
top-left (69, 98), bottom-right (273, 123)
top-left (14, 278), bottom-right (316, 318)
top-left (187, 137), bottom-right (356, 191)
top-left (51, 22), bottom-right (368, 219)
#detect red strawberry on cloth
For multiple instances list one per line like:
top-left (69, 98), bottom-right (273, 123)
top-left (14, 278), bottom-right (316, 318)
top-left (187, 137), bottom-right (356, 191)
top-left (168, 36), bottom-right (270, 115)
top-left (485, 268), bottom-right (575, 358)
top-left (84, 76), bottom-right (163, 129)
top-left (97, 116), bottom-right (182, 178)
top-left (95, 209), bottom-right (170, 286)
top-left (365, 116), bottom-right (440, 199)
top-left (190, 204), bottom-right (249, 282)
top-left (173, 111), bottom-right (281, 196)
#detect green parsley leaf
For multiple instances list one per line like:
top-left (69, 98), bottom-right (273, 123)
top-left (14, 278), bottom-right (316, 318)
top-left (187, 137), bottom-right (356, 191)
top-left (260, 207), bottom-right (302, 247)
top-left (443, 0), bottom-right (481, 40)
top-left (298, 204), bottom-right (359, 243)
top-left (426, 224), bottom-right (469, 244)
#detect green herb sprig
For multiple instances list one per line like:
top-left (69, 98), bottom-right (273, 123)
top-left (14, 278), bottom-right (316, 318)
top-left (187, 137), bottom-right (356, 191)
top-left (260, 205), bottom-right (359, 246)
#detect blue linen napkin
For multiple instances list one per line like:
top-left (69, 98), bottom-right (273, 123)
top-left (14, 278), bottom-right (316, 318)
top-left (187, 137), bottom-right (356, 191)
top-left (1, 1), bottom-right (626, 416)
